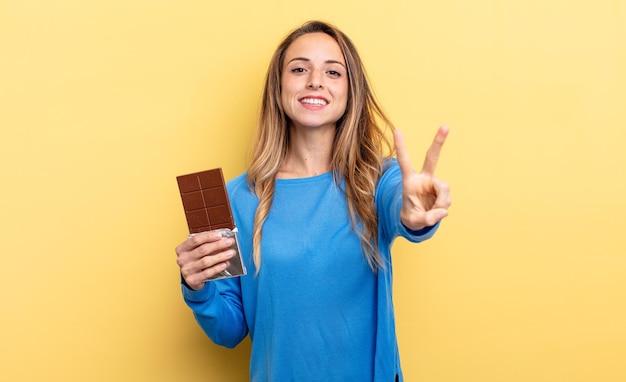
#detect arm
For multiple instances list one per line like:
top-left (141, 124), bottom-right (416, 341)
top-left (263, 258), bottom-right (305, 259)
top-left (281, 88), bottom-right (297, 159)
top-left (182, 276), bottom-right (248, 348)
top-left (176, 232), bottom-right (248, 348)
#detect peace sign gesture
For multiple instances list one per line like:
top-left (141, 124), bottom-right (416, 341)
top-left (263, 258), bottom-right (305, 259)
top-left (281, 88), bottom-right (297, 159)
top-left (394, 126), bottom-right (451, 231)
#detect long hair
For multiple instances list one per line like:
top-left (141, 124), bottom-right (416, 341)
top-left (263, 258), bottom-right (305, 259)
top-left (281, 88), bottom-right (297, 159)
top-left (247, 20), bottom-right (394, 271)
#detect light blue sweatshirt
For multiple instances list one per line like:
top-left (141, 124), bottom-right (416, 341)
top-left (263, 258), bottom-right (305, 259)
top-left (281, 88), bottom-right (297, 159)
top-left (182, 159), bottom-right (438, 381)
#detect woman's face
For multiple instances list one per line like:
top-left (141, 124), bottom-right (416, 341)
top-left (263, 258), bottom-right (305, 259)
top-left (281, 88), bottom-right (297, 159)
top-left (280, 32), bottom-right (349, 132)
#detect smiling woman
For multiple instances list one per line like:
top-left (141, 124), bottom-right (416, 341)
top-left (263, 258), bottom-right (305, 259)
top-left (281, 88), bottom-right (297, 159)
top-left (280, 32), bottom-right (349, 135)
top-left (2, 1), bottom-right (625, 381)
top-left (174, 20), bottom-right (451, 382)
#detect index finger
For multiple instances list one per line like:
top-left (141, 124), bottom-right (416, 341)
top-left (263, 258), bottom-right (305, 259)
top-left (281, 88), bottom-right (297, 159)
top-left (177, 230), bottom-right (223, 253)
top-left (393, 129), bottom-right (415, 180)
top-left (421, 125), bottom-right (449, 175)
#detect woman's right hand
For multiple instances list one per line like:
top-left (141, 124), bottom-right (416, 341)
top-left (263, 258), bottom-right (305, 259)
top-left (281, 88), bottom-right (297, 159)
top-left (175, 231), bottom-right (236, 290)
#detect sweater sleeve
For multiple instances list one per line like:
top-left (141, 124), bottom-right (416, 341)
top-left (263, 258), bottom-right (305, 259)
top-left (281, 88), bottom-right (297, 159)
top-left (375, 159), bottom-right (439, 243)
top-left (181, 276), bottom-right (248, 348)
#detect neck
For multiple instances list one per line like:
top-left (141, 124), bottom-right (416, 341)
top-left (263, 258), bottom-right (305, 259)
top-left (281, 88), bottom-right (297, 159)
top-left (277, 124), bottom-right (335, 178)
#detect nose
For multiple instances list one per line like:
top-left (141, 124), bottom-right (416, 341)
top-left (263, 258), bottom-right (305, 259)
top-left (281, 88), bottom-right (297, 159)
top-left (307, 82), bottom-right (321, 90)
top-left (307, 80), bottom-right (322, 90)
top-left (307, 71), bottom-right (323, 90)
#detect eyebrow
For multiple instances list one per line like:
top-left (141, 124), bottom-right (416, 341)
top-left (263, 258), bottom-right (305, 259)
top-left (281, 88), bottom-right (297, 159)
top-left (286, 57), bottom-right (346, 68)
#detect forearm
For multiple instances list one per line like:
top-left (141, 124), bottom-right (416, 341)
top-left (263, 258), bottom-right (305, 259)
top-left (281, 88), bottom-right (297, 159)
top-left (182, 280), bottom-right (248, 348)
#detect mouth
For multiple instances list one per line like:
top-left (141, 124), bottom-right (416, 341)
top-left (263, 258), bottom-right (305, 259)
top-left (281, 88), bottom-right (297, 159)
top-left (299, 97), bottom-right (328, 106)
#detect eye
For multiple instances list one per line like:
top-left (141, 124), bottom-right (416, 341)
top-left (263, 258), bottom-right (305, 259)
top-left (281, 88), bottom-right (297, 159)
top-left (291, 67), bottom-right (306, 73)
top-left (327, 70), bottom-right (341, 77)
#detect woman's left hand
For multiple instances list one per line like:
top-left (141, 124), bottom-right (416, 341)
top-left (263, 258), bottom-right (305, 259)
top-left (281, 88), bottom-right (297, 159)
top-left (394, 126), bottom-right (451, 231)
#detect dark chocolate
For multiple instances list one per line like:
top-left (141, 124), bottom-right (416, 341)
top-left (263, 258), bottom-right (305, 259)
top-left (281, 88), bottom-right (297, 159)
top-left (176, 168), bottom-right (235, 233)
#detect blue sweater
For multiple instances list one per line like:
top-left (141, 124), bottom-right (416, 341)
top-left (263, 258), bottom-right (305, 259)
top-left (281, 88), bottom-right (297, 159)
top-left (182, 160), bottom-right (438, 381)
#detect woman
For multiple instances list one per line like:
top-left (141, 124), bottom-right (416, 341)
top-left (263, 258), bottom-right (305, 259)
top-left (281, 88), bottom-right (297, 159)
top-left (175, 20), bottom-right (451, 381)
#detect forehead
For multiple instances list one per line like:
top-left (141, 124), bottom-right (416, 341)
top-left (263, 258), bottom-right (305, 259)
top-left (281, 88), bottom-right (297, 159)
top-left (283, 32), bottom-right (345, 65)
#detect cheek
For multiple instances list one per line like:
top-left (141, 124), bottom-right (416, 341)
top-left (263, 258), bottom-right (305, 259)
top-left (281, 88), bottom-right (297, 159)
top-left (336, 84), bottom-right (349, 111)
top-left (336, 81), bottom-right (349, 103)
top-left (279, 85), bottom-right (295, 119)
top-left (278, 81), bottom-right (288, 104)
top-left (280, 79), bottom-right (297, 103)
top-left (280, 91), bottom-right (293, 116)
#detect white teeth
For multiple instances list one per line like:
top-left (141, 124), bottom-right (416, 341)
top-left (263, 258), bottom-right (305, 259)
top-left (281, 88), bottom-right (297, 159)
top-left (300, 98), bottom-right (327, 106)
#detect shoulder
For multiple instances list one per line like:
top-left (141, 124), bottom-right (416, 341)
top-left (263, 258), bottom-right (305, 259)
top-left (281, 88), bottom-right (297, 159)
top-left (377, 158), bottom-right (401, 189)
top-left (226, 172), bottom-right (259, 215)
top-left (374, 158), bottom-right (402, 210)
top-left (226, 172), bottom-right (250, 196)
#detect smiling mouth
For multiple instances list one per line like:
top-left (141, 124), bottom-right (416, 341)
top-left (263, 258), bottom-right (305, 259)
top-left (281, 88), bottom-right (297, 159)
top-left (299, 97), bottom-right (328, 106)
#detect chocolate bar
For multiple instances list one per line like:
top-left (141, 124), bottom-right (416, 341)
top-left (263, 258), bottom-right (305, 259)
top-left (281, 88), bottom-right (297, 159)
top-left (176, 168), bottom-right (247, 280)
top-left (176, 168), bottom-right (235, 234)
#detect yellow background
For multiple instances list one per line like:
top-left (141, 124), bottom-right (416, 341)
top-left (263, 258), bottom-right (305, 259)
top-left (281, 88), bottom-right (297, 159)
top-left (1, 0), bottom-right (625, 381)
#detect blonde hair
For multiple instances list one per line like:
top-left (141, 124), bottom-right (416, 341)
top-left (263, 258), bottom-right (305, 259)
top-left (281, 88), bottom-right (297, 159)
top-left (247, 20), bottom-right (394, 271)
